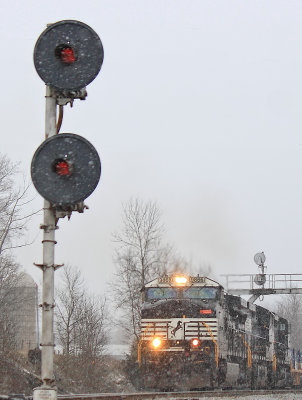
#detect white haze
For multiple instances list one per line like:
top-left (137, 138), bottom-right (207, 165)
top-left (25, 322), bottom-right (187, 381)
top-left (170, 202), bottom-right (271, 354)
top-left (1, 1), bottom-right (301, 303)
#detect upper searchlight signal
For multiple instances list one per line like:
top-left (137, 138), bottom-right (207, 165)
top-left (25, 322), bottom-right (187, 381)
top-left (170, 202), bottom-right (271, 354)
top-left (34, 20), bottom-right (104, 90)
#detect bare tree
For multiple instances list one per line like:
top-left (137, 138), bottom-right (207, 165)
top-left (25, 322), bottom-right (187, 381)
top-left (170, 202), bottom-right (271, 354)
top-left (0, 155), bottom-right (36, 255)
top-left (0, 154), bottom-right (37, 353)
top-left (111, 249), bottom-right (143, 340)
top-left (276, 294), bottom-right (302, 349)
top-left (55, 265), bottom-right (108, 387)
top-left (75, 295), bottom-right (108, 358)
top-left (111, 198), bottom-right (172, 341)
top-left (0, 255), bottom-right (20, 351)
top-left (55, 266), bottom-right (85, 356)
top-left (113, 199), bottom-right (167, 285)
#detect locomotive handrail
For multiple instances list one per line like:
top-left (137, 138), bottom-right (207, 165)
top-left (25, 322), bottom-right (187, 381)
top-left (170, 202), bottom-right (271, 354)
top-left (138, 324), bottom-right (152, 367)
top-left (273, 354), bottom-right (277, 371)
top-left (200, 320), bottom-right (219, 368)
top-left (241, 334), bottom-right (252, 368)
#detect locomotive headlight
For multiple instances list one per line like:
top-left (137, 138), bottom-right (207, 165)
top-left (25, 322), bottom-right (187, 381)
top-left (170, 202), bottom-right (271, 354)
top-left (175, 276), bottom-right (188, 285)
top-left (191, 338), bottom-right (200, 347)
top-left (152, 337), bottom-right (162, 348)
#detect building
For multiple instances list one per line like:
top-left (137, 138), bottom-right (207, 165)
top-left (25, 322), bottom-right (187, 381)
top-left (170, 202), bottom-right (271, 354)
top-left (11, 272), bottom-right (39, 351)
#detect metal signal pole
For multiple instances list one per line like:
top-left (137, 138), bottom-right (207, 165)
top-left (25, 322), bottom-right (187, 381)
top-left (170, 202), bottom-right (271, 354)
top-left (32, 21), bottom-right (104, 400)
top-left (33, 86), bottom-right (58, 400)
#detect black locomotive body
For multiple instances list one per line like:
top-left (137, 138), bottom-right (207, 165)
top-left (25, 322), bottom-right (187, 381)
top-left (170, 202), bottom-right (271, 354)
top-left (138, 274), bottom-right (296, 390)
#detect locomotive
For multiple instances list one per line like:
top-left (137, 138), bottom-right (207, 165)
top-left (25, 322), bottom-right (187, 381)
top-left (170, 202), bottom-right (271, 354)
top-left (137, 274), bottom-right (300, 390)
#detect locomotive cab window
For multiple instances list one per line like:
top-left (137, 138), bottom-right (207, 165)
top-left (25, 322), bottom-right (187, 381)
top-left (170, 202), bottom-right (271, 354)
top-left (146, 287), bottom-right (177, 301)
top-left (183, 287), bottom-right (218, 299)
top-left (279, 323), bottom-right (286, 331)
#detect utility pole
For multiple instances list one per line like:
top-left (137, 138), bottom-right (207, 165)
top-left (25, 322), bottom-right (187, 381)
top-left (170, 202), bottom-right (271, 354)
top-left (32, 21), bottom-right (104, 400)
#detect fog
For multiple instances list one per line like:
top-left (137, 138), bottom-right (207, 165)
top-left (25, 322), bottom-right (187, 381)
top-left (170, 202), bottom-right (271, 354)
top-left (1, 1), bottom-right (302, 299)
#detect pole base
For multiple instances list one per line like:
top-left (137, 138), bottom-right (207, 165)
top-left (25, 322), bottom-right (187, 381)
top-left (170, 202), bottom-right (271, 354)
top-left (33, 388), bottom-right (57, 400)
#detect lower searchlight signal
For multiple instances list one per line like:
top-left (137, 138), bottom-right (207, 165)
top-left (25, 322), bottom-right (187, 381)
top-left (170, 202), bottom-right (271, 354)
top-left (31, 133), bottom-right (101, 207)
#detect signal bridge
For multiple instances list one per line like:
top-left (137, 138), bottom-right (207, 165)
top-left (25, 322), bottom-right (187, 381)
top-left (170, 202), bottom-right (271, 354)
top-left (221, 252), bottom-right (302, 303)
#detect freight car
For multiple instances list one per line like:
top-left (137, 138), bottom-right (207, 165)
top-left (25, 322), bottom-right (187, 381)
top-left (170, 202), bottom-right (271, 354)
top-left (137, 274), bottom-right (295, 390)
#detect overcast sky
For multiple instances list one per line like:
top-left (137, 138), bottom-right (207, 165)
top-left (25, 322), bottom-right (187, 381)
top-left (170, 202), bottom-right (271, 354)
top-left (2, 1), bottom-right (302, 297)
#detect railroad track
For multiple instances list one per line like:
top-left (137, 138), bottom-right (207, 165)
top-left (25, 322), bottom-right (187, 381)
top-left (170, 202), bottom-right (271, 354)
top-left (57, 388), bottom-right (302, 399)
top-left (2, 388), bottom-right (301, 400)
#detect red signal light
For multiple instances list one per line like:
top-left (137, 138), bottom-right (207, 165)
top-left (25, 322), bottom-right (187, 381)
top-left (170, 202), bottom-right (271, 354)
top-left (60, 47), bottom-right (76, 64)
top-left (55, 160), bottom-right (70, 176)
top-left (200, 309), bottom-right (212, 315)
top-left (55, 44), bottom-right (76, 65)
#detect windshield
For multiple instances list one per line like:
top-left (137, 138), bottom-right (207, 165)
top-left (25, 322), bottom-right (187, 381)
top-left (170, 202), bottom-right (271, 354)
top-left (183, 287), bottom-right (217, 299)
top-left (146, 287), bottom-right (177, 301)
top-left (145, 286), bottom-right (218, 301)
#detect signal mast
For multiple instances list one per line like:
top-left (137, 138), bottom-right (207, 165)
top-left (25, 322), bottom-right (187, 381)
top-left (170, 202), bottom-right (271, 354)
top-left (32, 20), bottom-right (104, 400)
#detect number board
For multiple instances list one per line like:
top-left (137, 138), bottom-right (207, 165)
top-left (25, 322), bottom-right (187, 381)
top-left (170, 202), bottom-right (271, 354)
top-left (158, 276), bottom-right (206, 284)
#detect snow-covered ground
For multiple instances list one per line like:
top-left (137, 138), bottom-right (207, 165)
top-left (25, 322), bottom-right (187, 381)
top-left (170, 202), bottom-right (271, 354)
top-left (155, 395), bottom-right (302, 400)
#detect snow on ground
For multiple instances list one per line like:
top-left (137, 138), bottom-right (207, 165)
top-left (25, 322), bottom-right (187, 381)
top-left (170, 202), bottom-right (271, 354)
top-left (155, 394), bottom-right (302, 400)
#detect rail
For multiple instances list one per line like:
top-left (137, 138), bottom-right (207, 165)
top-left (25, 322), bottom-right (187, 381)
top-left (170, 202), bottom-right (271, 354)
top-left (4, 388), bottom-right (302, 400)
top-left (55, 388), bottom-right (302, 399)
